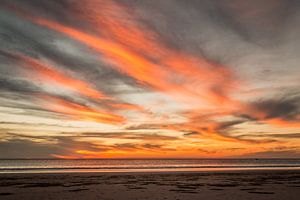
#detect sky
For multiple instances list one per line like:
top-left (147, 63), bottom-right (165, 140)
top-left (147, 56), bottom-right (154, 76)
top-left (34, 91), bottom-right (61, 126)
top-left (0, 0), bottom-right (299, 159)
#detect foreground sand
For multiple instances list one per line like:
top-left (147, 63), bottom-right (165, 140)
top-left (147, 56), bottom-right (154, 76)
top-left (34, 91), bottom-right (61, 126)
top-left (0, 170), bottom-right (300, 200)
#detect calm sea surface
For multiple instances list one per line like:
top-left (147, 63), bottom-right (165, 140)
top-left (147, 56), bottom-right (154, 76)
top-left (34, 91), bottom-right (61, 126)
top-left (1, 159), bottom-right (300, 173)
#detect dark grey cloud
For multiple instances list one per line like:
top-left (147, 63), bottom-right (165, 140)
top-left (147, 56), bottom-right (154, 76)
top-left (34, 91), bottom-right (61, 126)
top-left (239, 133), bottom-right (300, 139)
top-left (266, 133), bottom-right (300, 139)
top-left (141, 143), bottom-right (162, 149)
top-left (210, 0), bottom-right (299, 45)
top-left (240, 150), bottom-right (300, 158)
top-left (216, 120), bottom-right (246, 132)
top-left (242, 95), bottom-right (300, 122)
top-left (127, 0), bottom-right (300, 62)
top-left (0, 77), bottom-right (40, 94)
top-left (0, 132), bottom-right (176, 158)
top-left (183, 131), bottom-right (199, 137)
top-left (0, 139), bottom-right (63, 159)
top-left (253, 98), bottom-right (299, 120)
top-left (0, 135), bottom-right (106, 159)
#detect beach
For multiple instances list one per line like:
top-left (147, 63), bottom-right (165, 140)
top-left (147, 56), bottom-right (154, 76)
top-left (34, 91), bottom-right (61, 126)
top-left (1, 170), bottom-right (300, 200)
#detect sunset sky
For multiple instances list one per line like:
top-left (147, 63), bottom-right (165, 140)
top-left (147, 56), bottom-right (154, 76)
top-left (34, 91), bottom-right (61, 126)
top-left (0, 0), bottom-right (299, 159)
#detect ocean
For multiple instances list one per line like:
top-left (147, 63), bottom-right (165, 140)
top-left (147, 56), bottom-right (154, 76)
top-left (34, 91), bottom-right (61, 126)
top-left (1, 159), bottom-right (300, 173)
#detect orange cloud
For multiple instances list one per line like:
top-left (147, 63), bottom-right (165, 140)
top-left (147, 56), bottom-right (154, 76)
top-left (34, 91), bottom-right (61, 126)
top-left (5, 0), bottom-right (244, 127)
top-left (108, 103), bottom-right (143, 111)
top-left (38, 95), bottom-right (125, 124)
top-left (16, 53), bottom-right (108, 99)
top-left (163, 123), bottom-right (251, 144)
top-left (0, 49), bottom-right (145, 113)
top-left (83, 0), bottom-right (238, 105)
top-left (20, 0), bottom-right (238, 108)
top-left (264, 118), bottom-right (300, 128)
top-left (78, 0), bottom-right (162, 57)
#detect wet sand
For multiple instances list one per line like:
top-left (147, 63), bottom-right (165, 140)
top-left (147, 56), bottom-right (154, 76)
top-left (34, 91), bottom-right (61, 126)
top-left (0, 170), bottom-right (300, 200)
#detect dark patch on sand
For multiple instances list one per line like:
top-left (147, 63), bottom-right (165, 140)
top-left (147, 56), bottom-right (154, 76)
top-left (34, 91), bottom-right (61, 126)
top-left (169, 189), bottom-right (198, 193)
top-left (249, 191), bottom-right (275, 194)
top-left (68, 188), bottom-right (89, 192)
top-left (127, 186), bottom-right (147, 190)
top-left (0, 182), bottom-right (24, 187)
top-left (64, 182), bottom-right (100, 187)
top-left (0, 192), bottom-right (13, 196)
top-left (21, 182), bottom-right (64, 188)
top-left (209, 188), bottom-right (224, 191)
top-left (208, 183), bottom-right (238, 187)
top-left (240, 188), bottom-right (258, 191)
top-left (249, 183), bottom-right (263, 186)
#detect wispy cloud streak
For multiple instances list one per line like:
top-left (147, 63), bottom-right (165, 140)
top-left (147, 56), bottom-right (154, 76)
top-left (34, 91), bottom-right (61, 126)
top-left (17, 0), bottom-right (238, 107)
top-left (0, 50), bottom-right (108, 99)
top-left (38, 95), bottom-right (125, 124)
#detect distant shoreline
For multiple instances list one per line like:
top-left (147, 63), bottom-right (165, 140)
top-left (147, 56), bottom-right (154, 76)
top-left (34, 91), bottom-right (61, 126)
top-left (1, 158), bottom-right (300, 160)
top-left (2, 158), bottom-right (300, 173)
top-left (2, 166), bottom-right (300, 174)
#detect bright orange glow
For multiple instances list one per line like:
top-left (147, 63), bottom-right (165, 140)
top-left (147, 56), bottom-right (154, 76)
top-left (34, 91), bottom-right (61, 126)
top-left (50, 141), bottom-right (280, 159)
